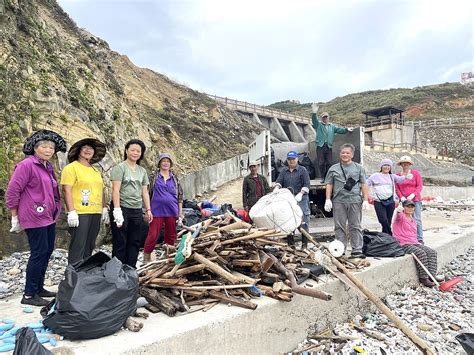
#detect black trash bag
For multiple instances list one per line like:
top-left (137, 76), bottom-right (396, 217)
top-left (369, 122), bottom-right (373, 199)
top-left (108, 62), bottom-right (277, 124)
top-left (456, 333), bottom-right (474, 354)
top-left (183, 199), bottom-right (200, 211)
top-left (182, 208), bottom-right (201, 226)
top-left (43, 252), bottom-right (138, 340)
top-left (362, 230), bottom-right (405, 257)
top-left (298, 152), bottom-right (316, 179)
top-left (13, 327), bottom-right (52, 355)
top-left (212, 203), bottom-right (235, 216)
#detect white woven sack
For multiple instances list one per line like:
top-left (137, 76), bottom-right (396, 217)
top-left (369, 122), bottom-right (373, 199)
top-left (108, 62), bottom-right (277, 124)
top-left (249, 188), bottom-right (303, 234)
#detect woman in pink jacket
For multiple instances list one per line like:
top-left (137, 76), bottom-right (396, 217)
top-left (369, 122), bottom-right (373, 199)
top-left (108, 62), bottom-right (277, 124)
top-left (395, 156), bottom-right (424, 243)
top-left (6, 130), bottom-right (67, 306)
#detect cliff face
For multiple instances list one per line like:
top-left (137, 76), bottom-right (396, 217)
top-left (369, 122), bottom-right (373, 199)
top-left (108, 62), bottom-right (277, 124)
top-left (0, 0), bottom-right (260, 192)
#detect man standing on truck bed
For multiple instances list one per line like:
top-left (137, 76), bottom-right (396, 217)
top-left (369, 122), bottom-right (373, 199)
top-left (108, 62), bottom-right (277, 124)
top-left (274, 151), bottom-right (311, 248)
top-left (324, 143), bottom-right (370, 258)
top-left (311, 103), bottom-right (353, 183)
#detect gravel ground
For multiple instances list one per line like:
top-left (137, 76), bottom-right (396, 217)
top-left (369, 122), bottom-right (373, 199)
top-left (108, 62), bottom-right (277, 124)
top-left (293, 247), bottom-right (473, 354)
top-left (0, 245), bottom-right (113, 299)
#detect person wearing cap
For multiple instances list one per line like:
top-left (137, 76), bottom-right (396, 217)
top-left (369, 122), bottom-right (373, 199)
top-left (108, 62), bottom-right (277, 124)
top-left (392, 199), bottom-right (438, 287)
top-left (110, 139), bottom-right (152, 267)
top-left (395, 155), bottom-right (424, 243)
top-left (275, 151), bottom-right (311, 248)
top-left (242, 160), bottom-right (270, 212)
top-left (6, 129), bottom-right (67, 306)
top-left (324, 143), bottom-right (369, 258)
top-left (60, 138), bottom-right (109, 264)
top-left (366, 158), bottom-right (412, 235)
top-left (142, 153), bottom-right (183, 263)
top-left (311, 103), bottom-right (353, 182)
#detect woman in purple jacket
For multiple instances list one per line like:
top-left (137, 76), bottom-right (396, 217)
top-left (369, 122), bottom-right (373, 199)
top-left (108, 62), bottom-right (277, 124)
top-left (5, 130), bottom-right (67, 306)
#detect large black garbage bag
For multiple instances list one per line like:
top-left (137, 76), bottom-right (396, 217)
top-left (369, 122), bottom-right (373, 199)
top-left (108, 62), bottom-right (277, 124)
top-left (43, 252), bottom-right (138, 340)
top-left (298, 152), bottom-right (316, 179)
top-left (362, 230), bottom-right (405, 257)
top-left (456, 333), bottom-right (474, 354)
top-left (13, 327), bottom-right (52, 355)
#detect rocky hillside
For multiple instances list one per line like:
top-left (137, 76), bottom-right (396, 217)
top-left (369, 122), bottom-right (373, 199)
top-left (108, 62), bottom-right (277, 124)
top-left (0, 0), bottom-right (261, 196)
top-left (269, 83), bottom-right (474, 124)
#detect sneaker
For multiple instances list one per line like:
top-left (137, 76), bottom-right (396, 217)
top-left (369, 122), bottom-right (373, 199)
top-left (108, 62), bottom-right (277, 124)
top-left (419, 277), bottom-right (435, 288)
top-left (38, 288), bottom-right (56, 298)
top-left (21, 294), bottom-right (49, 307)
top-left (349, 252), bottom-right (366, 259)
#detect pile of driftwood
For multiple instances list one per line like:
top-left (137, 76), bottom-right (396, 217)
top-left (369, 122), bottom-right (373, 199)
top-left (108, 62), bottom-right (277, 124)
top-left (137, 214), bottom-right (334, 317)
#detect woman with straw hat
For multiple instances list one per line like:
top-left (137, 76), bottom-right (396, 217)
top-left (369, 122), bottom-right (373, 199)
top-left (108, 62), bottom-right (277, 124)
top-left (60, 138), bottom-right (109, 264)
top-left (395, 155), bottom-right (424, 243)
top-left (6, 129), bottom-right (66, 306)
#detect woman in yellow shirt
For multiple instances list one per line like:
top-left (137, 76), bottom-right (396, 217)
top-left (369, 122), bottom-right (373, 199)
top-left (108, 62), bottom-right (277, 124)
top-left (60, 138), bottom-right (109, 264)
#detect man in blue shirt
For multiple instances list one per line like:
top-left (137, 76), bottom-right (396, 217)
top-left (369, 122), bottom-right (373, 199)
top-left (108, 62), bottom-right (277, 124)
top-left (311, 103), bottom-right (353, 182)
top-left (275, 151), bottom-right (311, 248)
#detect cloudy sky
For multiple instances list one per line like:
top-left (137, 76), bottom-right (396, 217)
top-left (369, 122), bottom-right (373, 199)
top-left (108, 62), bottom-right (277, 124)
top-left (58, 0), bottom-right (473, 105)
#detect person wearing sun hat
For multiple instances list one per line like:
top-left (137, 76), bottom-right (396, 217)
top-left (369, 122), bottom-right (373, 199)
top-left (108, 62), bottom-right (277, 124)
top-left (395, 155), bottom-right (424, 243)
top-left (366, 158), bottom-right (412, 235)
top-left (392, 199), bottom-right (438, 287)
top-left (60, 138), bottom-right (109, 264)
top-left (310, 103), bottom-right (354, 182)
top-left (242, 160), bottom-right (270, 212)
top-left (142, 153), bottom-right (183, 263)
top-left (5, 129), bottom-right (66, 306)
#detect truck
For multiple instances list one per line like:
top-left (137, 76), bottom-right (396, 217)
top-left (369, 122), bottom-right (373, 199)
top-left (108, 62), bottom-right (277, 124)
top-left (248, 128), bottom-right (364, 217)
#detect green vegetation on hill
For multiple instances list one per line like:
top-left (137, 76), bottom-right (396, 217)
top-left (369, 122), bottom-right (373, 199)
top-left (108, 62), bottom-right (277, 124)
top-left (268, 83), bottom-right (474, 125)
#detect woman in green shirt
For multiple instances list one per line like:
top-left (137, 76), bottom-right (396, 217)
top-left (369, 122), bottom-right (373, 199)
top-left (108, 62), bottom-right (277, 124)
top-left (110, 139), bottom-right (152, 267)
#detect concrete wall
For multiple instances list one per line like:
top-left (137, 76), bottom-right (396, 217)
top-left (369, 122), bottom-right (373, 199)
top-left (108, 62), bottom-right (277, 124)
top-left (180, 153), bottom-right (248, 199)
top-left (422, 186), bottom-right (474, 200)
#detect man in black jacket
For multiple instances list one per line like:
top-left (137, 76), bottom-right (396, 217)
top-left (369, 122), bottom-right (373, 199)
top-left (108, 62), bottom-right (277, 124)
top-left (242, 160), bottom-right (270, 211)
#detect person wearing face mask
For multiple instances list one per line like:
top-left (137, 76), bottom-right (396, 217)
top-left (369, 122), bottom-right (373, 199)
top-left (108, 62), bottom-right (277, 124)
top-left (311, 103), bottom-right (353, 183)
top-left (366, 159), bottom-right (411, 235)
top-left (5, 129), bottom-right (67, 306)
top-left (110, 139), bottom-right (152, 267)
top-left (60, 138), bottom-right (109, 264)
top-left (142, 153), bottom-right (183, 263)
top-left (242, 160), bottom-right (271, 212)
top-left (324, 143), bottom-right (369, 259)
top-left (274, 151), bottom-right (311, 248)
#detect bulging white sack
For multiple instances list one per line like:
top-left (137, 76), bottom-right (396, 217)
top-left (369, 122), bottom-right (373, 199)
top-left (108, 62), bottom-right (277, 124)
top-left (249, 188), bottom-right (303, 234)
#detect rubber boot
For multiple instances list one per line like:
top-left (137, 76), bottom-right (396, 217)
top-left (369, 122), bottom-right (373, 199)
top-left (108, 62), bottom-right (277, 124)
top-left (143, 252), bottom-right (151, 265)
top-left (287, 234), bottom-right (295, 247)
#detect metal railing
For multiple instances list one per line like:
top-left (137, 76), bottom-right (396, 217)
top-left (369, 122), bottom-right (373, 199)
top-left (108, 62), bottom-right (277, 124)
top-left (365, 140), bottom-right (428, 154)
top-left (207, 94), bottom-right (311, 125)
top-left (406, 117), bottom-right (473, 128)
top-left (364, 117), bottom-right (406, 127)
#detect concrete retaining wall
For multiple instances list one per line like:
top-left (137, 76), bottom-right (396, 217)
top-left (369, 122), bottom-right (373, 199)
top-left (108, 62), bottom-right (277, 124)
top-left (422, 186), bottom-right (474, 200)
top-left (44, 226), bottom-right (472, 354)
top-left (180, 153), bottom-right (248, 199)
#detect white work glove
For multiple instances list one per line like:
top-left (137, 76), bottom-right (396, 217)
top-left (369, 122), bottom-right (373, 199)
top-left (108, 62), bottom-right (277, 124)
top-left (324, 199), bottom-right (332, 212)
top-left (396, 204), bottom-right (404, 213)
top-left (405, 173), bottom-right (413, 180)
top-left (177, 217), bottom-right (183, 229)
top-left (113, 207), bottom-right (124, 227)
top-left (295, 192), bottom-right (303, 202)
top-left (311, 103), bottom-right (319, 113)
top-left (273, 183), bottom-right (281, 191)
top-left (67, 210), bottom-right (79, 228)
top-left (362, 201), bottom-right (370, 211)
top-left (407, 193), bottom-right (415, 201)
top-left (10, 216), bottom-right (22, 233)
top-left (347, 127), bottom-right (354, 132)
top-left (101, 207), bottom-right (110, 224)
top-left (400, 196), bottom-right (407, 202)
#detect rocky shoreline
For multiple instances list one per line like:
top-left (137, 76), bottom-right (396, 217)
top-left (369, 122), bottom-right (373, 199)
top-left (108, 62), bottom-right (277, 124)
top-left (294, 247), bottom-right (473, 354)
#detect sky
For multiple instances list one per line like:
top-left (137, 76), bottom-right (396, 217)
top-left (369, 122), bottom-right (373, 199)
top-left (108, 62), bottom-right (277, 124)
top-left (58, 0), bottom-right (473, 105)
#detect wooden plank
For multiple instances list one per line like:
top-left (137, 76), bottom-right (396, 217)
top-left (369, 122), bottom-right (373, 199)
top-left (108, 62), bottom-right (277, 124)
top-left (208, 291), bottom-right (258, 310)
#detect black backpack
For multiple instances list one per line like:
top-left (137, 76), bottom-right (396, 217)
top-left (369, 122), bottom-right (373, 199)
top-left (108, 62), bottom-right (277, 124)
top-left (362, 230), bottom-right (405, 257)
